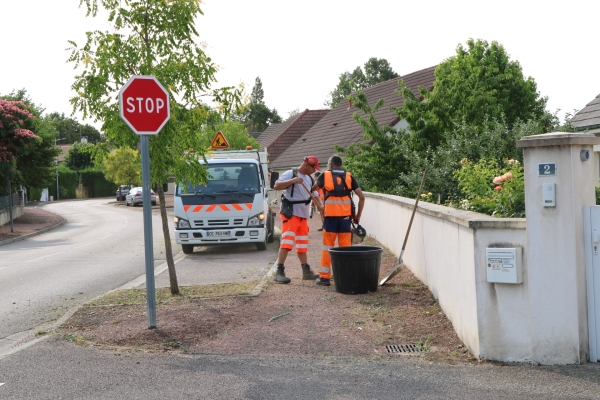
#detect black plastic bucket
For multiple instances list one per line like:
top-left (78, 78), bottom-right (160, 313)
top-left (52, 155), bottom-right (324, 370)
top-left (329, 246), bottom-right (383, 294)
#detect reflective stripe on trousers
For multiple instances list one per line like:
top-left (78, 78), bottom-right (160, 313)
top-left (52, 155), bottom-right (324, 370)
top-left (281, 231), bottom-right (296, 247)
top-left (295, 235), bottom-right (309, 250)
top-left (319, 230), bottom-right (352, 279)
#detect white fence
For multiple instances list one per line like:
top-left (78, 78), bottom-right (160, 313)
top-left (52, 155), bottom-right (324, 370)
top-left (362, 192), bottom-right (530, 361)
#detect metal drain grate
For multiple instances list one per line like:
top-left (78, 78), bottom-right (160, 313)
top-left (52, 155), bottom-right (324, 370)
top-left (386, 344), bottom-right (422, 353)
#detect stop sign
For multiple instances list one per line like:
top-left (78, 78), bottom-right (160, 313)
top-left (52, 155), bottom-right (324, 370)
top-left (119, 75), bottom-right (170, 135)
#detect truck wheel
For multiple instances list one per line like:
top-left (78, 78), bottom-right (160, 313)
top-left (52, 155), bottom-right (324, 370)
top-left (182, 244), bottom-right (194, 254)
top-left (256, 239), bottom-right (267, 251)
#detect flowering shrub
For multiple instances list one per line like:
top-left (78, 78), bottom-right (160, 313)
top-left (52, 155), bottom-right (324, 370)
top-left (454, 158), bottom-right (525, 217)
top-left (0, 99), bottom-right (39, 166)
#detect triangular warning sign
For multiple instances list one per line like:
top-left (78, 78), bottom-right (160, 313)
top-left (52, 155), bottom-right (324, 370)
top-left (210, 131), bottom-right (230, 149)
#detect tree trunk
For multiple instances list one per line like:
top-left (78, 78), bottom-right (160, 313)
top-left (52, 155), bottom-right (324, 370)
top-left (157, 184), bottom-right (179, 295)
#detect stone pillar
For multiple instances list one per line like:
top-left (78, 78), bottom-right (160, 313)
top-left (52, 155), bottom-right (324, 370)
top-left (517, 132), bottom-right (600, 364)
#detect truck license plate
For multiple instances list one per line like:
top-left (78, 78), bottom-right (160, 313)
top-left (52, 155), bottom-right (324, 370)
top-left (208, 230), bottom-right (230, 237)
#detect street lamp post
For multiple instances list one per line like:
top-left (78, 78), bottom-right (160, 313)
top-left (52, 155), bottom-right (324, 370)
top-left (55, 137), bottom-right (66, 200)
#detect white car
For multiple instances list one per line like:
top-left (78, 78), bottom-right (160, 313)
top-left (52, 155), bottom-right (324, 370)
top-left (125, 187), bottom-right (157, 206)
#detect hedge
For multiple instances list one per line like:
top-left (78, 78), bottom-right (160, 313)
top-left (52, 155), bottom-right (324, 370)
top-left (79, 169), bottom-right (117, 198)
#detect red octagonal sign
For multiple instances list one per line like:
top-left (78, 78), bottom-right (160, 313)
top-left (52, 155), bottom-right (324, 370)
top-left (119, 75), bottom-right (170, 135)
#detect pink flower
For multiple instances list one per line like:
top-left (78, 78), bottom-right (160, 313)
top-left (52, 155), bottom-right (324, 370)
top-left (493, 176), bottom-right (503, 185)
top-left (494, 186), bottom-right (502, 191)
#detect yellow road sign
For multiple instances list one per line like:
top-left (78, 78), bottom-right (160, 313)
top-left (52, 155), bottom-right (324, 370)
top-left (211, 131), bottom-right (230, 149)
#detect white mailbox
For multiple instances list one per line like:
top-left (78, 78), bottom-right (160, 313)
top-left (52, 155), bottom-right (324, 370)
top-left (486, 247), bottom-right (522, 284)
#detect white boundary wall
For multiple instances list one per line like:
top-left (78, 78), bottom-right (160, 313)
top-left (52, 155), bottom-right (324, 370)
top-left (0, 205), bottom-right (23, 227)
top-left (362, 192), bottom-right (529, 361)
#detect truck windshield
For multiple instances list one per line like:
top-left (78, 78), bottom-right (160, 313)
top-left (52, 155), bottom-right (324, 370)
top-left (176, 163), bottom-right (260, 195)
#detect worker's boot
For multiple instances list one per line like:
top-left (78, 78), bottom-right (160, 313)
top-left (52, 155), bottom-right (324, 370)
top-left (315, 277), bottom-right (331, 286)
top-left (274, 265), bottom-right (291, 284)
top-left (301, 263), bottom-right (319, 280)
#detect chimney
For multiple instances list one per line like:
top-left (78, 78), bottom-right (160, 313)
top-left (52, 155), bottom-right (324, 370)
top-left (347, 99), bottom-right (353, 110)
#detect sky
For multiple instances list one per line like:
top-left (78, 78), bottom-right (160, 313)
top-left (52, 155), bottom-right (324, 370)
top-left (2, 0), bottom-right (599, 130)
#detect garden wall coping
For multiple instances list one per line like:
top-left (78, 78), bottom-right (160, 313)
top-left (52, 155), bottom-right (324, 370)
top-left (365, 193), bottom-right (526, 229)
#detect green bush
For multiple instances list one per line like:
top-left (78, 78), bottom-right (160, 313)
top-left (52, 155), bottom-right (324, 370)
top-left (79, 169), bottom-right (117, 197)
top-left (596, 187), bottom-right (600, 205)
top-left (29, 187), bottom-right (42, 202)
top-left (454, 158), bottom-right (525, 218)
top-left (49, 166), bottom-right (78, 200)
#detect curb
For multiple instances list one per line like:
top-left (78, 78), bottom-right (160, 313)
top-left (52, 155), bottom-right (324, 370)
top-left (0, 218), bottom-right (66, 247)
top-left (250, 226), bottom-right (282, 296)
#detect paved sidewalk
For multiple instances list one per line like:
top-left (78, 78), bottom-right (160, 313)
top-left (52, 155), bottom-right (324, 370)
top-left (0, 203), bottom-right (66, 246)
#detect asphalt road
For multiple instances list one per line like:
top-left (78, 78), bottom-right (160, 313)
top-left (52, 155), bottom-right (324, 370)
top-left (1, 339), bottom-right (599, 399)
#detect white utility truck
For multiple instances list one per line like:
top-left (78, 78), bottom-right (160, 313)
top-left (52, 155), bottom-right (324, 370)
top-left (173, 149), bottom-right (276, 254)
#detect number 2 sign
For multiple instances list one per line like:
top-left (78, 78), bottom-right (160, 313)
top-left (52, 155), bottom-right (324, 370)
top-left (538, 163), bottom-right (556, 176)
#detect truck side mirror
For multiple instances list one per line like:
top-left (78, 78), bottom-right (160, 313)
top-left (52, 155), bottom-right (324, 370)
top-left (270, 172), bottom-right (279, 189)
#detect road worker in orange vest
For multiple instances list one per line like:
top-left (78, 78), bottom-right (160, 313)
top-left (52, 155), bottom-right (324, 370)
top-left (272, 156), bottom-right (322, 284)
top-left (312, 155), bottom-right (365, 286)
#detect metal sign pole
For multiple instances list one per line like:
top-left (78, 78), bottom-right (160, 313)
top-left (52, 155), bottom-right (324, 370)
top-left (141, 134), bottom-right (157, 329)
top-left (119, 75), bottom-right (169, 330)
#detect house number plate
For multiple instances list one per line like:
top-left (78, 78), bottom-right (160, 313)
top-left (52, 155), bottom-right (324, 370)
top-left (538, 163), bottom-right (556, 176)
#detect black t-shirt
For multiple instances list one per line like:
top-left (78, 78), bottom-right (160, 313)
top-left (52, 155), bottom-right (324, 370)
top-left (317, 170), bottom-right (360, 191)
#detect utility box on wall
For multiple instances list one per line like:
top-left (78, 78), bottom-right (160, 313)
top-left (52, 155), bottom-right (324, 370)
top-left (486, 247), bottom-right (523, 284)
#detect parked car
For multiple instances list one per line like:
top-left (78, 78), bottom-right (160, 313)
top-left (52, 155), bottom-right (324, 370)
top-left (116, 185), bottom-right (133, 201)
top-left (125, 187), bottom-right (157, 207)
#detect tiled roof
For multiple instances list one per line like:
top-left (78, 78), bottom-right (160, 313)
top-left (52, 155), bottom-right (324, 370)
top-left (571, 94), bottom-right (600, 131)
top-left (255, 114), bottom-right (302, 150)
top-left (248, 131), bottom-right (262, 139)
top-left (272, 65), bottom-right (437, 169)
top-left (266, 109), bottom-right (329, 163)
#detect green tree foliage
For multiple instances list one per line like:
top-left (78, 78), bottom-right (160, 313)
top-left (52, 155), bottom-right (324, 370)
top-left (340, 92), bottom-right (544, 207)
top-left (335, 92), bottom-right (410, 194)
top-left (250, 77), bottom-right (264, 104)
top-left (395, 39), bottom-right (549, 152)
top-left (324, 57), bottom-right (399, 108)
top-left (454, 159), bottom-right (525, 217)
top-left (199, 121), bottom-right (260, 150)
top-left (236, 77), bottom-right (282, 132)
top-left (65, 142), bottom-right (96, 170)
top-left (103, 147), bottom-right (141, 186)
top-left (0, 90), bottom-right (60, 193)
top-left (43, 112), bottom-right (102, 144)
top-left (338, 39), bottom-right (552, 217)
top-left (243, 102), bottom-right (282, 132)
top-left (68, 0), bottom-right (242, 294)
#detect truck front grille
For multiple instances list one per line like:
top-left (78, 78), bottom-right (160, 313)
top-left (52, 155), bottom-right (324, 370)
top-left (192, 218), bottom-right (245, 228)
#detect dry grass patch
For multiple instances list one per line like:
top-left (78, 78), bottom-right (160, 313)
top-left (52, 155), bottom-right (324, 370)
top-left (88, 281), bottom-right (260, 306)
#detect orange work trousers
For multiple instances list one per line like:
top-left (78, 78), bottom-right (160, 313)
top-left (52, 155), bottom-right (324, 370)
top-left (279, 214), bottom-right (309, 253)
top-left (319, 217), bottom-right (352, 279)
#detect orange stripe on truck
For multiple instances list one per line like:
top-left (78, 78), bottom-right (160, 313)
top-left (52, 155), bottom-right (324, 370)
top-left (185, 203), bottom-right (254, 212)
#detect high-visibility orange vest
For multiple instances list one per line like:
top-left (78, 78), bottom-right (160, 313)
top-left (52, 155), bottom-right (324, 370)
top-left (323, 169), bottom-right (353, 217)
